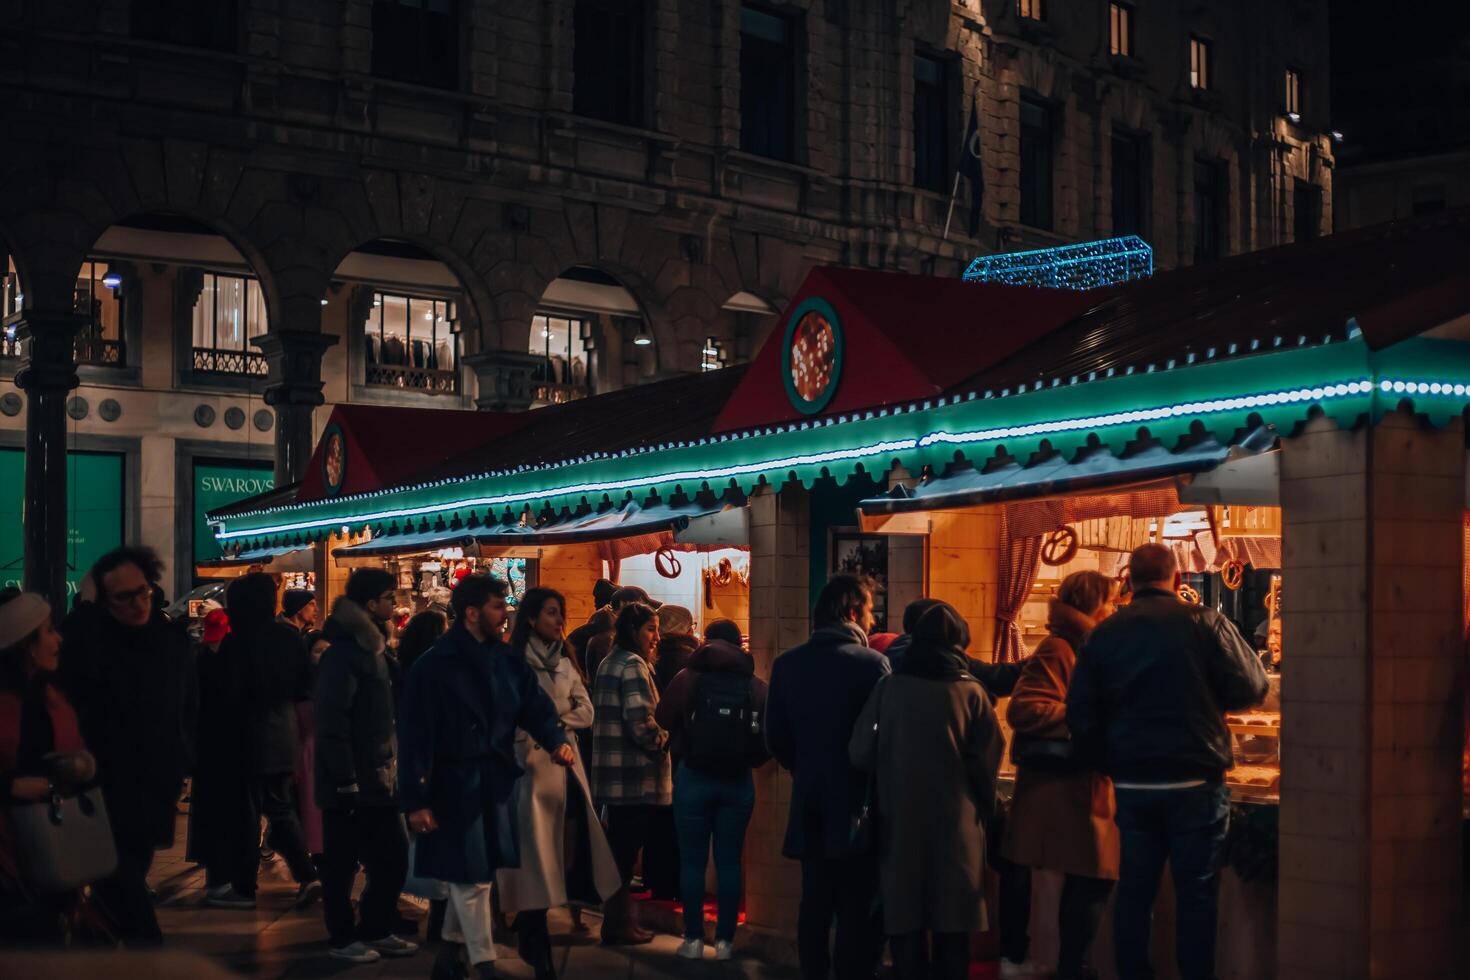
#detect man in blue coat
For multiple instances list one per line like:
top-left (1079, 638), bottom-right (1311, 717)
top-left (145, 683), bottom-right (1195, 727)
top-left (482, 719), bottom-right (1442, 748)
top-left (766, 574), bottom-right (891, 980)
top-left (399, 574), bottom-right (572, 980)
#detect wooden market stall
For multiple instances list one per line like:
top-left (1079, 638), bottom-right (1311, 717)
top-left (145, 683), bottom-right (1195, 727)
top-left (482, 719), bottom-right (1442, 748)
top-left (207, 212), bottom-right (1470, 977)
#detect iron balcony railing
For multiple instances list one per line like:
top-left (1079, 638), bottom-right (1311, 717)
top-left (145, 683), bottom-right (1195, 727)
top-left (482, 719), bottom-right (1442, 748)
top-left (193, 346), bottom-right (267, 376)
top-left (365, 363), bottom-right (457, 394)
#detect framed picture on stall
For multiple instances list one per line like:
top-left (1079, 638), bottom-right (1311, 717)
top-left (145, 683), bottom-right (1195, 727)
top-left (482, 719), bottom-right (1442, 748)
top-left (830, 530), bottom-right (889, 631)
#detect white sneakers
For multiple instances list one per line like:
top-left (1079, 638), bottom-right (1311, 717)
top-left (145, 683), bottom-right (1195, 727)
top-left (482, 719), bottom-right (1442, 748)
top-left (676, 938), bottom-right (735, 962)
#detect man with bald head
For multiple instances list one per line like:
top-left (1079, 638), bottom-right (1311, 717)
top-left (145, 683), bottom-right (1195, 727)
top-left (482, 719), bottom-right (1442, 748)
top-left (1066, 543), bottom-right (1267, 980)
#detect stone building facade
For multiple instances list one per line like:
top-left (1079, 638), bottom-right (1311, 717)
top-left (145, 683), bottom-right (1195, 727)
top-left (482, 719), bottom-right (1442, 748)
top-left (0, 0), bottom-right (1330, 602)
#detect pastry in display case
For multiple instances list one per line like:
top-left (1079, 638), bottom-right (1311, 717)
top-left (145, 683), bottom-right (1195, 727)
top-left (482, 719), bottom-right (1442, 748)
top-left (1226, 671), bottom-right (1281, 802)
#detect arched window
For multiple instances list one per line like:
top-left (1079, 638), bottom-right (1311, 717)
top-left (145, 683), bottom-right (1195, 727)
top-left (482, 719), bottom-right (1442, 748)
top-left (363, 291), bottom-right (458, 394)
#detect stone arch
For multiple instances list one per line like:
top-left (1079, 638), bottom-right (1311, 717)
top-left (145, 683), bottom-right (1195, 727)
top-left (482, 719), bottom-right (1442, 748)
top-left (530, 264), bottom-right (663, 396)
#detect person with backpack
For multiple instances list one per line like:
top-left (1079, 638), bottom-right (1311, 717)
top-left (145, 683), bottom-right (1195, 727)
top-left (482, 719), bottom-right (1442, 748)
top-left (654, 619), bottom-right (770, 962)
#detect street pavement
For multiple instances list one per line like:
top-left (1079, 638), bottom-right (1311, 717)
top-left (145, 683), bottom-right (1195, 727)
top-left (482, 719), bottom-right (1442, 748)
top-left (130, 819), bottom-right (799, 980)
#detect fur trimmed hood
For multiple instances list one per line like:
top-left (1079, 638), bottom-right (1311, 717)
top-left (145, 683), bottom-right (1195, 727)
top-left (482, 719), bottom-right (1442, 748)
top-left (325, 596), bottom-right (387, 656)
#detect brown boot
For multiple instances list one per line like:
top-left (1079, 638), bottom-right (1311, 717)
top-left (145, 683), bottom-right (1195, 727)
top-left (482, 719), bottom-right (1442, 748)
top-left (600, 887), bottom-right (653, 945)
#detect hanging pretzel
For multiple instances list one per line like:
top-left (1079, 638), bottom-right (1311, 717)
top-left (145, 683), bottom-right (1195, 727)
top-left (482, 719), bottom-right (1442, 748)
top-left (1040, 526), bottom-right (1080, 567)
top-left (712, 557), bottom-right (735, 587)
top-left (654, 547), bottom-right (682, 579)
top-left (1178, 583), bottom-right (1202, 605)
top-left (1264, 581), bottom-right (1282, 616)
top-left (1220, 559), bottom-right (1246, 591)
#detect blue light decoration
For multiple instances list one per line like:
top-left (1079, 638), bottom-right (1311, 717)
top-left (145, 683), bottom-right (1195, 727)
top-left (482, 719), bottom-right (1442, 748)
top-left (963, 235), bottom-right (1153, 290)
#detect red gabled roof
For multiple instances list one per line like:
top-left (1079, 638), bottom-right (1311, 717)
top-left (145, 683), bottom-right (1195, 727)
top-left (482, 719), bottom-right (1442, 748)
top-left (296, 404), bottom-right (532, 503)
top-left (712, 266), bottom-right (1106, 433)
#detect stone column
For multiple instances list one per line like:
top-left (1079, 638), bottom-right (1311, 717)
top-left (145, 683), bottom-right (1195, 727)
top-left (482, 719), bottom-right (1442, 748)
top-left (12, 310), bottom-right (87, 610)
top-left (463, 349), bottom-right (545, 412)
top-left (253, 330), bottom-right (337, 485)
top-left (1278, 411), bottom-right (1465, 978)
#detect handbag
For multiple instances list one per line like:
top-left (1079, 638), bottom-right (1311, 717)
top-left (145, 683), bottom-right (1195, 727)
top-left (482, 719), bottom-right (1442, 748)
top-left (9, 786), bottom-right (118, 895)
top-left (1010, 734), bottom-right (1083, 772)
top-left (848, 679), bottom-right (888, 853)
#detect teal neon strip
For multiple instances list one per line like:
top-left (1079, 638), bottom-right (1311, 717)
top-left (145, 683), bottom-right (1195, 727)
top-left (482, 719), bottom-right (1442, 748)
top-left (212, 337), bottom-right (1470, 546)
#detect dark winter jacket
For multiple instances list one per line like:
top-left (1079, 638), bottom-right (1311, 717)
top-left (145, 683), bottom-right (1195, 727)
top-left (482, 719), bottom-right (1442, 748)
top-left (653, 632), bottom-right (699, 696)
top-left (223, 574), bottom-right (312, 775)
top-left (766, 623), bottom-right (890, 859)
top-left (885, 632), bottom-right (1024, 700)
top-left (58, 601), bottom-right (197, 848)
top-left (655, 639), bottom-right (771, 768)
top-left (567, 608), bottom-right (614, 676)
top-left (397, 624), bottom-right (567, 884)
top-left (1066, 587), bottom-right (1269, 784)
top-left (315, 598), bottom-right (398, 809)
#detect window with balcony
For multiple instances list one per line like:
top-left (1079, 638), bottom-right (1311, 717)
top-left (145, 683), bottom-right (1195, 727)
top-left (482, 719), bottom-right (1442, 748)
top-left (1, 255), bottom-right (20, 360)
top-left (913, 53), bottom-right (950, 193)
top-left (131, 0), bottom-right (238, 51)
top-left (1190, 36), bottom-right (1212, 91)
top-left (1111, 129), bottom-right (1148, 236)
top-left (529, 312), bottom-right (591, 404)
top-left (1109, 3), bottom-right (1133, 58)
top-left (1019, 93), bottom-right (1054, 230)
top-left (372, 0), bottom-right (459, 90)
top-left (573, 0), bottom-right (645, 127)
top-left (1018, 0), bottom-right (1045, 21)
top-left (364, 293), bottom-right (458, 394)
top-left (1193, 157), bottom-right (1227, 264)
top-left (740, 5), bottom-right (798, 162)
top-left (1285, 67), bottom-right (1302, 118)
top-left (192, 273), bottom-right (268, 376)
top-left (74, 262), bottom-right (125, 367)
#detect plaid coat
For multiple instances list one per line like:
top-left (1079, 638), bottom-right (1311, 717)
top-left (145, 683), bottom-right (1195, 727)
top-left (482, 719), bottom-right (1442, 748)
top-left (590, 647), bottom-right (671, 806)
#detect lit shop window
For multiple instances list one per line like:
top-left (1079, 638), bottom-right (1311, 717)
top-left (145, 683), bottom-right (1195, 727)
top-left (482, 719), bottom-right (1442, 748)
top-left (364, 292), bottom-right (458, 395)
top-left (529, 312), bottom-right (592, 404)
top-left (1284, 67), bottom-right (1302, 119)
top-left (74, 262), bottom-right (125, 367)
top-left (1018, 0), bottom-right (1044, 21)
top-left (192, 273), bottom-right (268, 376)
top-left (1, 255), bottom-right (21, 359)
top-left (701, 337), bottom-right (727, 373)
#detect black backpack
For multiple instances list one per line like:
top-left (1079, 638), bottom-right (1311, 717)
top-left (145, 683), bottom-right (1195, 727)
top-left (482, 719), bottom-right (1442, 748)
top-left (681, 672), bottom-right (760, 776)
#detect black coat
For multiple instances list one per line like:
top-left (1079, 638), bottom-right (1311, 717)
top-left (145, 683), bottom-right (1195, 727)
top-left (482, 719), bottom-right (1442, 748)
top-left (397, 625), bottom-right (567, 884)
top-left (766, 625), bottom-right (890, 859)
top-left (1067, 587), bottom-right (1270, 783)
top-left (886, 633), bottom-right (1025, 700)
top-left (191, 642), bottom-right (252, 870)
top-left (314, 598), bottom-right (399, 809)
top-left (58, 602), bottom-right (197, 849)
top-left (223, 574), bottom-right (313, 775)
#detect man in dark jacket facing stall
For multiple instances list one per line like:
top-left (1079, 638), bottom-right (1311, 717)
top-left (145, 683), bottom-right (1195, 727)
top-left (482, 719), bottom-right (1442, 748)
top-left (59, 546), bottom-right (196, 946)
top-left (398, 574), bottom-right (572, 980)
top-left (766, 574), bottom-right (890, 980)
top-left (315, 568), bottom-right (417, 964)
top-left (212, 573), bottom-right (319, 909)
top-left (1066, 543), bottom-right (1268, 980)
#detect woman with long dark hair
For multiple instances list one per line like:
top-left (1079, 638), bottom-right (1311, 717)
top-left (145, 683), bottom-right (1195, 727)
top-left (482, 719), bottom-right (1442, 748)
top-left (589, 602), bottom-right (670, 945)
top-left (497, 588), bottom-right (620, 978)
top-left (0, 589), bottom-right (97, 944)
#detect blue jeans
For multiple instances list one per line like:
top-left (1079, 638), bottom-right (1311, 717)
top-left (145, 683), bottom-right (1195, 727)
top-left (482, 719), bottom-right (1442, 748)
top-left (1113, 782), bottom-right (1230, 980)
top-left (672, 762), bottom-right (755, 941)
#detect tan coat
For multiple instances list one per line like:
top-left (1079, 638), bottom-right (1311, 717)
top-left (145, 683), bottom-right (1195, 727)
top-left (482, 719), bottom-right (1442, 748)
top-left (496, 640), bottom-right (622, 913)
top-left (850, 653), bottom-right (1005, 935)
top-left (1001, 600), bottom-right (1120, 880)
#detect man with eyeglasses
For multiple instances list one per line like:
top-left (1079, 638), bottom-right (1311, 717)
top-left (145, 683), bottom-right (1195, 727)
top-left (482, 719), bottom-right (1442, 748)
top-left (59, 546), bottom-right (198, 946)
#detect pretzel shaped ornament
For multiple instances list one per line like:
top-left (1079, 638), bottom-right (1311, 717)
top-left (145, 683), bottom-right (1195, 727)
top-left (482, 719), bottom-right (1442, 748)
top-left (1221, 559), bottom-right (1246, 591)
top-left (1041, 526), bottom-right (1080, 567)
top-left (1177, 584), bottom-right (1202, 605)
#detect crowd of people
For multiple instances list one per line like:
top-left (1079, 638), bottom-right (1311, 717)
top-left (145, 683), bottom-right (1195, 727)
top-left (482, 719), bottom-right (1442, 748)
top-left (0, 539), bottom-right (1268, 980)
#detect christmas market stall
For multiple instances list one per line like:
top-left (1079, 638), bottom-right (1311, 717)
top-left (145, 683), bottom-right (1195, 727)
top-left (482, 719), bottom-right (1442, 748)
top-left (208, 213), bottom-right (1470, 978)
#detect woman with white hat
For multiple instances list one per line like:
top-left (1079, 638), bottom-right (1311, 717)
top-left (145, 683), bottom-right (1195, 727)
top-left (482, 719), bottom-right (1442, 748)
top-left (0, 588), bottom-right (97, 944)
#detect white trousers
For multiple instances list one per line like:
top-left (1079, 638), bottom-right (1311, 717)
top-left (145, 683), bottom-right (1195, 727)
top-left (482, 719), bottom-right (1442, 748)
top-left (442, 882), bottom-right (497, 964)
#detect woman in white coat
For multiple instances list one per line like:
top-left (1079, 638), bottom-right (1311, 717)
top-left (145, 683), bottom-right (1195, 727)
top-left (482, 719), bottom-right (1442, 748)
top-left (498, 588), bottom-right (621, 979)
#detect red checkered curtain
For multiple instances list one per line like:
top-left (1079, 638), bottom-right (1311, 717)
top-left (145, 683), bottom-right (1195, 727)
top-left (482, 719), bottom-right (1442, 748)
top-left (993, 508), bottom-right (1042, 664)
